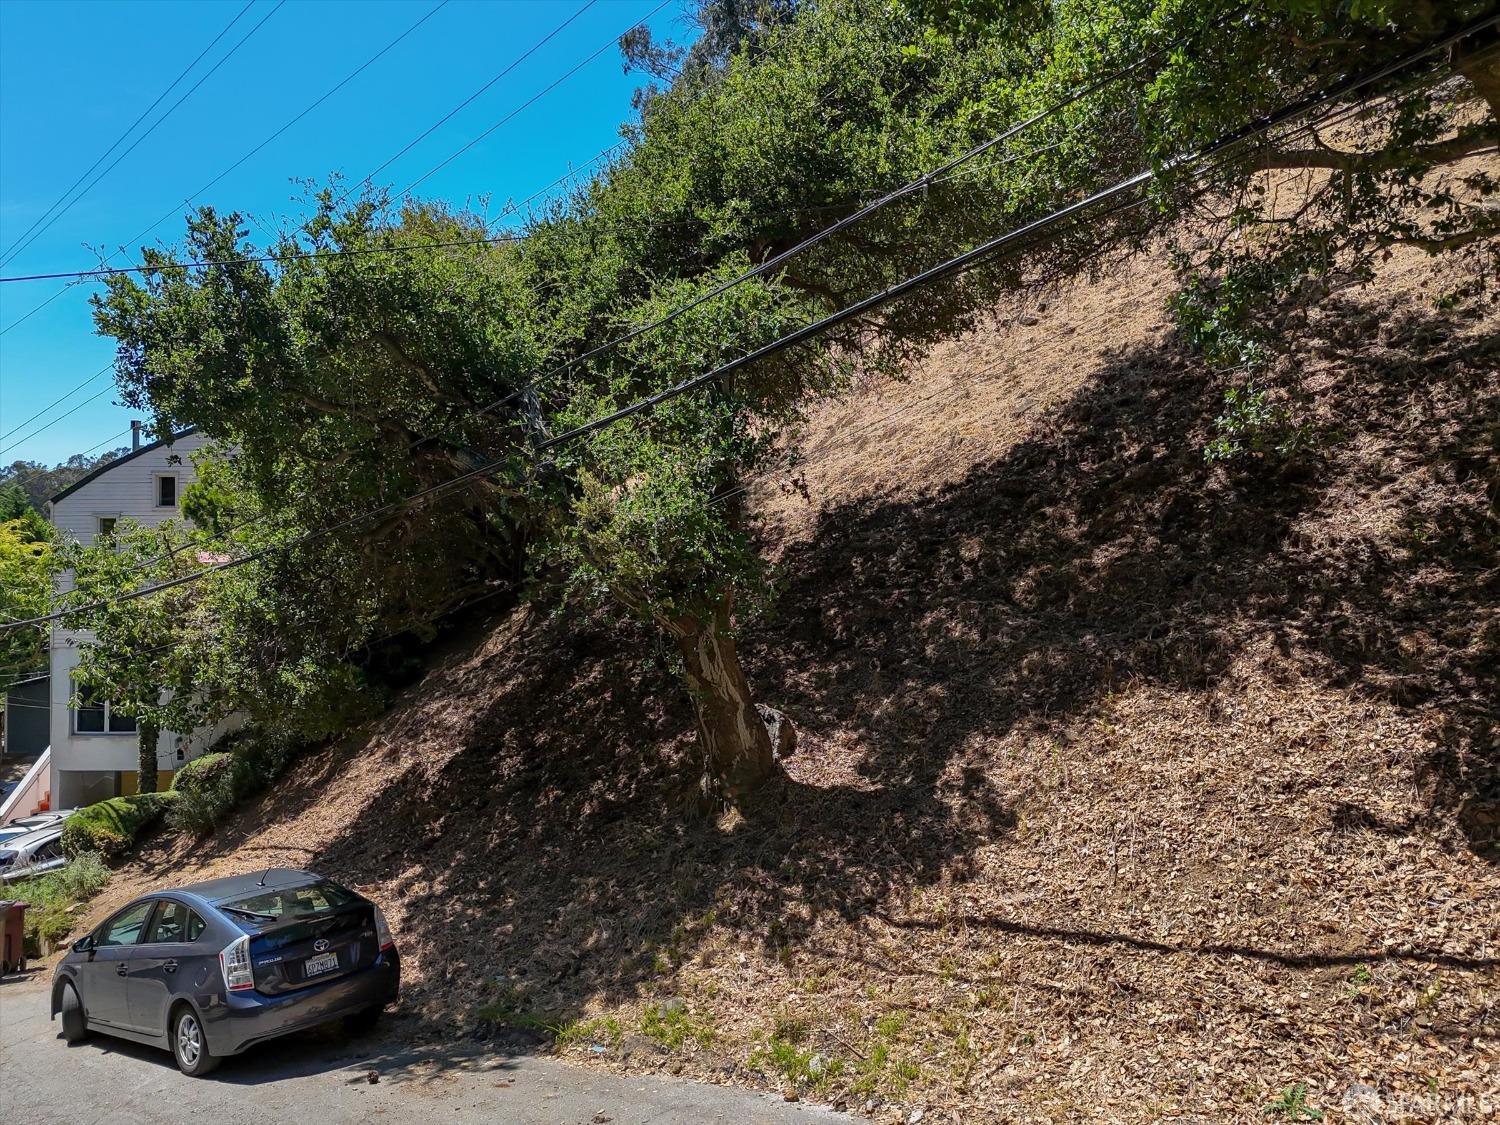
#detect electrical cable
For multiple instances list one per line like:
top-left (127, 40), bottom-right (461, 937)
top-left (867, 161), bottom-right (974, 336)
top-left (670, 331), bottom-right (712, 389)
top-left (0, 1), bottom-right (285, 270)
top-left (0, 2), bottom-right (256, 267)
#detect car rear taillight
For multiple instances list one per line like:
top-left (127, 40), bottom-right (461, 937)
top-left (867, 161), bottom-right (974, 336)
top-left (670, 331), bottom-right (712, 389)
top-left (373, 905), bottom-right (395, 952)
top-left (219, 934), bottom-right (254, 992)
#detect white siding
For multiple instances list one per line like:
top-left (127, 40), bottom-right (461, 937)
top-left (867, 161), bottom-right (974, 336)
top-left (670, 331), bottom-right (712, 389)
top-left (44, 431), bottom-right (219, 801)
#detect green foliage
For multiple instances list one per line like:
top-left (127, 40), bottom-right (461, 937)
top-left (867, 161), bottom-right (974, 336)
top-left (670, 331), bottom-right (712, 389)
top-left (751, 1017), bottom-right (846, 1090)
top-left (0, 517), bottom-right (56, 691)
top-left (1204, 383), bottom-right (1317, 465)
top-left (60, 792), bottom-right (177, 862)
top-left (167, 729), bottom-right (301, 834)
top-left (12, 851), bottom-right (111, 952)
top-left (555, 1016), bottom-right (625, 1050)
top-left (84, 196), bottom-right (546, 743)
top-left (168, 752), bottom-right (253, 834)
top-left (1264, 1082), bottom-right (1324, 1120)
top-left (640, 1002), bottom-right (716, 1049)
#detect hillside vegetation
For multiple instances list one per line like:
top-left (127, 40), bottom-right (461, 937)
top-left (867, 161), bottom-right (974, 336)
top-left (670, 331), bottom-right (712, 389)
top-left (84, 228), bottom-right (1498, 1121)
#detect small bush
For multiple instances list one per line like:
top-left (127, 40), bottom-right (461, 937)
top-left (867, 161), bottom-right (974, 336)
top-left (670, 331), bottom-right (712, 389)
top-left (61, 792), bottom-right (176, 861)
top-left (640, 1002), bottom-right (715, 1050)
top-left (1204, 383), bottom-right (1317, 464)
top-left (166, 728), bottom-right (303, 835)
top-left (169, 752), bottom-right (256, 834)
top-left (12, 851), bottom-right (110, 951)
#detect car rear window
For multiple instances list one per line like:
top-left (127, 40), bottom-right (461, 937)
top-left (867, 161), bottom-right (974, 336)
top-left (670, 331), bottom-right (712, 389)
top-left (219, 880), bottom-right (359, 922)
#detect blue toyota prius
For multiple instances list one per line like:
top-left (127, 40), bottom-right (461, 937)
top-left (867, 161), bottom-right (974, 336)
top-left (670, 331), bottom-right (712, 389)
top-left (51, 868), bottom-right (400, 1075)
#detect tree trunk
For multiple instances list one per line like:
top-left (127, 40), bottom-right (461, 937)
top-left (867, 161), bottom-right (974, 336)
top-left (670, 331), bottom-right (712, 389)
top-left (137, 717), bottom-right (160, 795)
top-left (667, 593), bottom-right (776, 801)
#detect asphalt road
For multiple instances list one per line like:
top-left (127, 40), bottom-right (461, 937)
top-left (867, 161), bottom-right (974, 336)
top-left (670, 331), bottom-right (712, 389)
top-left (0, 970), bottom-right (835, 1124)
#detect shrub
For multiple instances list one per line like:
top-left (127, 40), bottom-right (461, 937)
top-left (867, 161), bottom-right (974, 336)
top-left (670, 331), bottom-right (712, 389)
top-left (12, 851), bottom-right (111, 951)
top-left (61, 792), bottom-right (176, 861)
top-left (166, 728), bottom-right (302, 834)
top-left (1203, 382), bottom-right (1316, 464)
top-left (168, 752), bottom-right (255, 834)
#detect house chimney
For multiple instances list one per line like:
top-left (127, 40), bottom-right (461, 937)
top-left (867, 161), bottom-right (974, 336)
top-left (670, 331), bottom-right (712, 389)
top-left (130, 420), bottom-right (141, 451)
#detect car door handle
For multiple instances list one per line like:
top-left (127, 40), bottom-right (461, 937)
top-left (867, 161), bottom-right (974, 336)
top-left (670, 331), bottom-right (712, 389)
top-left (116, 964), bottom-right (128, 976)
top-left (163, 959), bottom-right (178, 973)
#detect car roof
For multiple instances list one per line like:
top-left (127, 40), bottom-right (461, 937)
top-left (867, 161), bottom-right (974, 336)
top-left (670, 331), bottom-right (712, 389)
top-left (1, 826), bottom-right (63, 848)
top-left (171, 868), bottom-right (323, 904)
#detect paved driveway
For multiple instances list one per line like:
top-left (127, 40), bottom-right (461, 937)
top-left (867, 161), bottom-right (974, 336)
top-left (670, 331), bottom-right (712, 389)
top-left (0, 971), bottom-right (834, 1124)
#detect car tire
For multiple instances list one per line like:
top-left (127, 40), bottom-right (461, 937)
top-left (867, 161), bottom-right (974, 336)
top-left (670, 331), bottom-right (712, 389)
top-left (342, 1004), bottom-right (383, 1036)
top-left (59, 981), bottom-right (89, 1044)
top-left (171, 1005), bottom-right (221, 1076)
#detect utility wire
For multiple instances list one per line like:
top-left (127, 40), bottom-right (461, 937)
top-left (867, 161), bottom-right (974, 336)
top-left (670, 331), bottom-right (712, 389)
top-left (0, 1), bottom-right (284, 271)
top-left (397, 0), bottom-right (675, 199)
top-left (0, 2), bottom-right (255, 267)
top-left (0, 1), bottom-right (445, 327)
top-left (336, 0), bottom-right (598, 208)
top-left (5, 15), bottom-right (1488, 635)
top-left (0, 362), bottom-right (114, 445)
top-left (0, 384), bottom-right (117, 458)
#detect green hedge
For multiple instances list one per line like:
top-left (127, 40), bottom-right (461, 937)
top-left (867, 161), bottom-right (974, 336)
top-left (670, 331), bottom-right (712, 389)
top-left (167, 730), bottom-right (299, 835)
top-left (169, 752), bottom-right (256, 834)
top-left (60, 792), bottom-right (176, 861)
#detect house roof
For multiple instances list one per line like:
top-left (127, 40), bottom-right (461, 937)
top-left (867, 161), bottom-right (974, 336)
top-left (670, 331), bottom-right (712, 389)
top-left (47, 426), bottom-right (200, 507)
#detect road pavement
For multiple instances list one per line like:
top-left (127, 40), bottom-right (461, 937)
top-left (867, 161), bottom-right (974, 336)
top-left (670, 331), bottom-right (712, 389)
top-left (0, 970), bottom-right (836, 1124)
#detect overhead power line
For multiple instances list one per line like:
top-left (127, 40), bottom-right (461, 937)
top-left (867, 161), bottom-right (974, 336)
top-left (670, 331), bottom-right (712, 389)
top-left (0, 361), bottom-right (114, 445)
top-left (337, 0), bottom-right (599, 207)
top-left (0, 2), bottom-right (255, 267)
top-left (0, 1), bottom-right (285, 271)
top-left (0, 383), bottom-right (118, 459)
top-left (397, 0), bottom-right (675, 198)
top-left (0, 0), bottom-right (446, 331)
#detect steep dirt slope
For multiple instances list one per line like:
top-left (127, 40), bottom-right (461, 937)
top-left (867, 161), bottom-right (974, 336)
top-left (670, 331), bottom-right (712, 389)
top-left (88, 239), bottom-right (1497, 1122)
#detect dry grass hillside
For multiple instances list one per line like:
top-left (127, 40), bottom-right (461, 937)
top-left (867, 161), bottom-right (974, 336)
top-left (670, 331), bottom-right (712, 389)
top-left (84, 229), bottom-right (1497, 1121)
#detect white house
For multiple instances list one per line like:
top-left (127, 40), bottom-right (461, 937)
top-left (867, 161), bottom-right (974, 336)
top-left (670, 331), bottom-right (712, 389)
top-left (41, 424), bottom-right (230, 808)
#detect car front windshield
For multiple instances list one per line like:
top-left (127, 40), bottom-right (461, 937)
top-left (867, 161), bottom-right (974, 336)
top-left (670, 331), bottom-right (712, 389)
top-left (219, 880), bottom-right (359, 922)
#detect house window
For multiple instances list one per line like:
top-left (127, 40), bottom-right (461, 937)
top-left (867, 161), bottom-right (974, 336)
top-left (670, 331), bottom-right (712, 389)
top-left (72, 683), bottom-right (137, 735)
top-left (97, 516), bottom-right (118, 538)
top-left (155, 474), bottom-right (178, 508)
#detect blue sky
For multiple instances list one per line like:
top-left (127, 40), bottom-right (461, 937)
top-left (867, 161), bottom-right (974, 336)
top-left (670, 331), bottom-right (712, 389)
top-left (0, 0), bottom-right (686, 466)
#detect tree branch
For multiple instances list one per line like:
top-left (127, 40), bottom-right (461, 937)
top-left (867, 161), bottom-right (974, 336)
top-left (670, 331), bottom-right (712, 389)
top-left (1253, 123), bottom-right (1493, 173)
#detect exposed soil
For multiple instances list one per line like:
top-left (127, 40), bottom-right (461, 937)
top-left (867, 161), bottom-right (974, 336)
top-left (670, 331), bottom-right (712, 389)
top-left (81, 209), bottom-right (1498, 1121)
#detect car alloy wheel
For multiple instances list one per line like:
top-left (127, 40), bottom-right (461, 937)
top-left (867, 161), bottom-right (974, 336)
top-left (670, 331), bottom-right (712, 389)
top-left (177, 1012), bottom-right (203, 1067)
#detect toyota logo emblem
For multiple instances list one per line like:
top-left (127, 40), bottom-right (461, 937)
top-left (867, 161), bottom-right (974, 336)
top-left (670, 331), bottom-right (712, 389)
top-left (313, 938), bottom-right (330, 952)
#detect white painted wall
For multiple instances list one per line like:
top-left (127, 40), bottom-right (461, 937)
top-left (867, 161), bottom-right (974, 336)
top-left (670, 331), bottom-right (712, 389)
top-left (44, 431), bottom-right (216, 804)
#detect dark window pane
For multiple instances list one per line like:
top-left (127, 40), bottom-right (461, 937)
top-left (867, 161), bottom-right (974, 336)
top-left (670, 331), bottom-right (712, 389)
top-left (157, 475), bottom-right (177, 507)
top-left (108, 709), bottom-right (138, 733)
top-left (221, 880), bottom-right (358, 922)
top-left (146, 901), bottom-right (192, 943)
top-left (100, 901), bottom-right (153, 948)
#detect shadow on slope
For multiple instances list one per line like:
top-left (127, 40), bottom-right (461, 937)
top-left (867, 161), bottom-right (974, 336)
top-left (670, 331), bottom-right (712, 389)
top-left (255, 285), bottom-right (1496, 1038)
top-left (757, 292), bottom-right (1497, 859)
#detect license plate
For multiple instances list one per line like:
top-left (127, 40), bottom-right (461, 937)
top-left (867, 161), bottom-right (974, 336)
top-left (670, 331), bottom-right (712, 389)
top-left (305, 951), bottom-right (339, 977)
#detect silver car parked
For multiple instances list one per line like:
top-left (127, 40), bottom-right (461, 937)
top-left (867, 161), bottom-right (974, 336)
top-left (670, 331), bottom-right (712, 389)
top-left (0, 826), bottom-right (66, 882)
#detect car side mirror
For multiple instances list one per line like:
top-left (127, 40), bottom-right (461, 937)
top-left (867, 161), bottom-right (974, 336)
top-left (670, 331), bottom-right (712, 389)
top-left (72, 934), bottom-right (94, 954)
